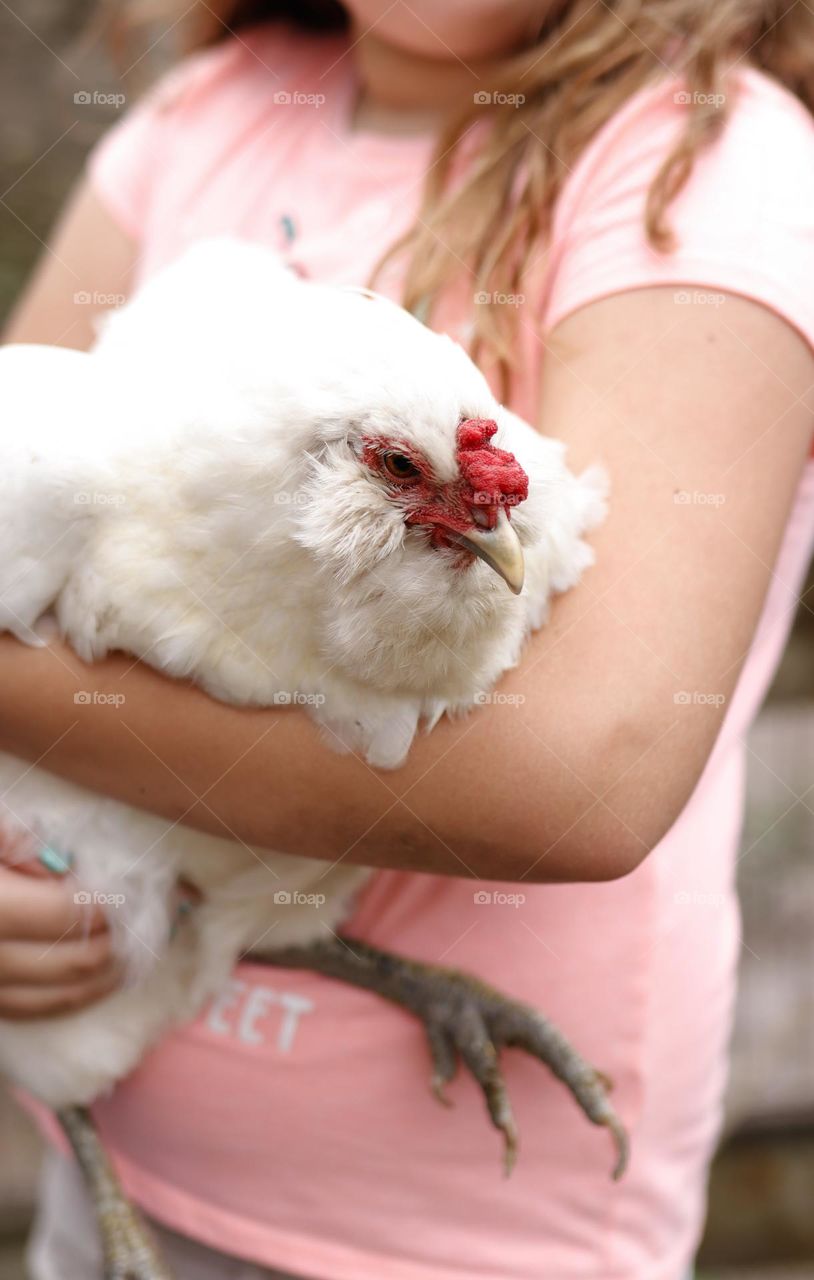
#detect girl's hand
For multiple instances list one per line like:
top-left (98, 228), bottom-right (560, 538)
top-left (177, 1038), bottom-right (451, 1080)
top-left (0, 830), bottom-right (120, 1020)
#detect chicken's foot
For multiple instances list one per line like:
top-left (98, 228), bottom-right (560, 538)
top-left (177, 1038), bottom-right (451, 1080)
top-left (56, 1106), bottom-right (175, 1280)
top-left (253, 935), bottom-right (629, 1179)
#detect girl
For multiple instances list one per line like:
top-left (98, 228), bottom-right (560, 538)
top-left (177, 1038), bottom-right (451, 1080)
top-left (2, 1), bottom-right (814, 1277)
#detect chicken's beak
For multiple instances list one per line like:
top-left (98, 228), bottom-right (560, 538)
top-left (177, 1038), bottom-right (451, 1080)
top-left (455, 507), bottom-right (525, 595)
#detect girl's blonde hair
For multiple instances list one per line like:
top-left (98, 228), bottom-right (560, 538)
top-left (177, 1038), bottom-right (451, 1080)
top-left (111, 0), bottom-right (814, 387)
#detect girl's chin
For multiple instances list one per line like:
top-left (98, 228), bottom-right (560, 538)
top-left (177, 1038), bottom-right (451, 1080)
top-left (346, 0), bottom-right (542, 62)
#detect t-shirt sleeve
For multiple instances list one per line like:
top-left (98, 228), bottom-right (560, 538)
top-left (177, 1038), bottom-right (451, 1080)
top-left (542, 71), bottom-right (814, 354)
top-left (86, 42), bottom-right (243, 240)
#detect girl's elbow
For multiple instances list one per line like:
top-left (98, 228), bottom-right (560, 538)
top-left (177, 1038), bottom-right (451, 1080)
top-left (493, 818), bottom-right (650, 885)
top-left (514, 766), bottom-right (703, 884)
top-left (470, 727), bottom-right (701, 883)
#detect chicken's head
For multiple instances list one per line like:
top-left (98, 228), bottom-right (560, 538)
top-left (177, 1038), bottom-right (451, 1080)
top-left (357, 416), bottom-right (529, 593)
top-left (283, 290), bottom-right (538, 607)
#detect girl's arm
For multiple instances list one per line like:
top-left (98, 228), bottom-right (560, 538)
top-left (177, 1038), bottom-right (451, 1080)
top-left (4, 179), bottom-right (137, 348)
top-left (0, 179), bottom-right (137, 1019)
top-left (3, 182), bottom-right (812, 884)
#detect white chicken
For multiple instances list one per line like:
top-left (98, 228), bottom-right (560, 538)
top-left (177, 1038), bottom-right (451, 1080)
top-left (0, 240), bottom-right (620, 1280)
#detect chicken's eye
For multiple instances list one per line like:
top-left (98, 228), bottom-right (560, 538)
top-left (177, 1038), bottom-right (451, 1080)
top-left (382, 452), bottom-right (422, 484)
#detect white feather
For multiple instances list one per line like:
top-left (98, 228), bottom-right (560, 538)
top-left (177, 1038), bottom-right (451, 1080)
top-left (0, 239), bottom-right (606, 1106)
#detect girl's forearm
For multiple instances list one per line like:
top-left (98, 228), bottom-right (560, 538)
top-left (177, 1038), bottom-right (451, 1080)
top-left (0, 635), bottom-right (644, 884)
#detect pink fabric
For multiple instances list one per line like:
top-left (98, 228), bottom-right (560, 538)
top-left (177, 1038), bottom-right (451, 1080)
top-left (43, 22), bottom-right (814, 1280)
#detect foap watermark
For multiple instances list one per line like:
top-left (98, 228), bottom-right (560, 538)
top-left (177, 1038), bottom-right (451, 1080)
top-left (472, 489), bottom-right (523, 507)
top-left (273, 890), bottom-right (327, 907)
top-left (74, 490), bottom-right (127, 507)
top-left (473, 91), bottom-right (525, 107)
top-left (674, 289), bottom-right (726, 307)
top-left (74, 89), bottom-right (126, 109)
top-left (272, 691), bottom-right (326, 707)
top-left (273, 90), bottom-right (325, 107)
top-left (674, 90), bottom-right (726, 109)
top-left (673, 489), bottom-right (726, 507)
top-left (473, 889), bottom-right (526, 907)
top-left (74, 290), bottom-right (126, 307)
top-left (273, 489), bottom-right (310, 506)
top-left (74, 889), bottom-right (126, 908)
top-left (474, 290), bottom-right (525, 307)
top-left (74, 691), bottom-right (126, 708)
top-left (673, 690), bottom-right (726, 708)
top-left (674, 889), bottom-right (726, 907)
top-left (474, 691), bottom-right (526, 706)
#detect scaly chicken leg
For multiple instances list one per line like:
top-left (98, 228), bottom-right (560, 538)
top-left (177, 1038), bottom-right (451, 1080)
top-left (56, 1106), bottom-right (174, 1280)
top-left (254, 935), bottom-right (629, 1179)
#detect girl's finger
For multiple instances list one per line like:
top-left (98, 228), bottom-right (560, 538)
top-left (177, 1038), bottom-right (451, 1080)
top-left (0, 828), bottom-right (44, 874)
top-left (0, 830), bottom-right (75, 880)
top-left (0, 932), bottom-right (116, 987)
top-left (0, 965), bottom-right (124, 1021)
top-left (0, 867), bottom-right (108, 941)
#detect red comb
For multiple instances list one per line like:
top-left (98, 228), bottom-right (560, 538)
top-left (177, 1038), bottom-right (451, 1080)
top-left (456, 418), bottom-right (528, 511)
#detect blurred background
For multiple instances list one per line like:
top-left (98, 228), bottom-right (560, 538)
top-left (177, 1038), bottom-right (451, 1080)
top-left (0, 4), bottom-right (813, 1278)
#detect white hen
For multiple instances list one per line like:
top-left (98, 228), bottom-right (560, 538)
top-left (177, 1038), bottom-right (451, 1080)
top-left (0, 240), bottom-right (619, 1278)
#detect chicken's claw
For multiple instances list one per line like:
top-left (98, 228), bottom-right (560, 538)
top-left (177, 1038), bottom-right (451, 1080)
top-left (254, 936), bottom-right (629, 1180)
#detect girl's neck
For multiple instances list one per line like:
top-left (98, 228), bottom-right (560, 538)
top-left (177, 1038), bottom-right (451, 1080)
top-left (350, 27), bottom-right (500, 128)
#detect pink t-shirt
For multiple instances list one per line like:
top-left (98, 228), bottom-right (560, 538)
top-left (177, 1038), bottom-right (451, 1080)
top-left (49, 22), bottom-right (814, 1280)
